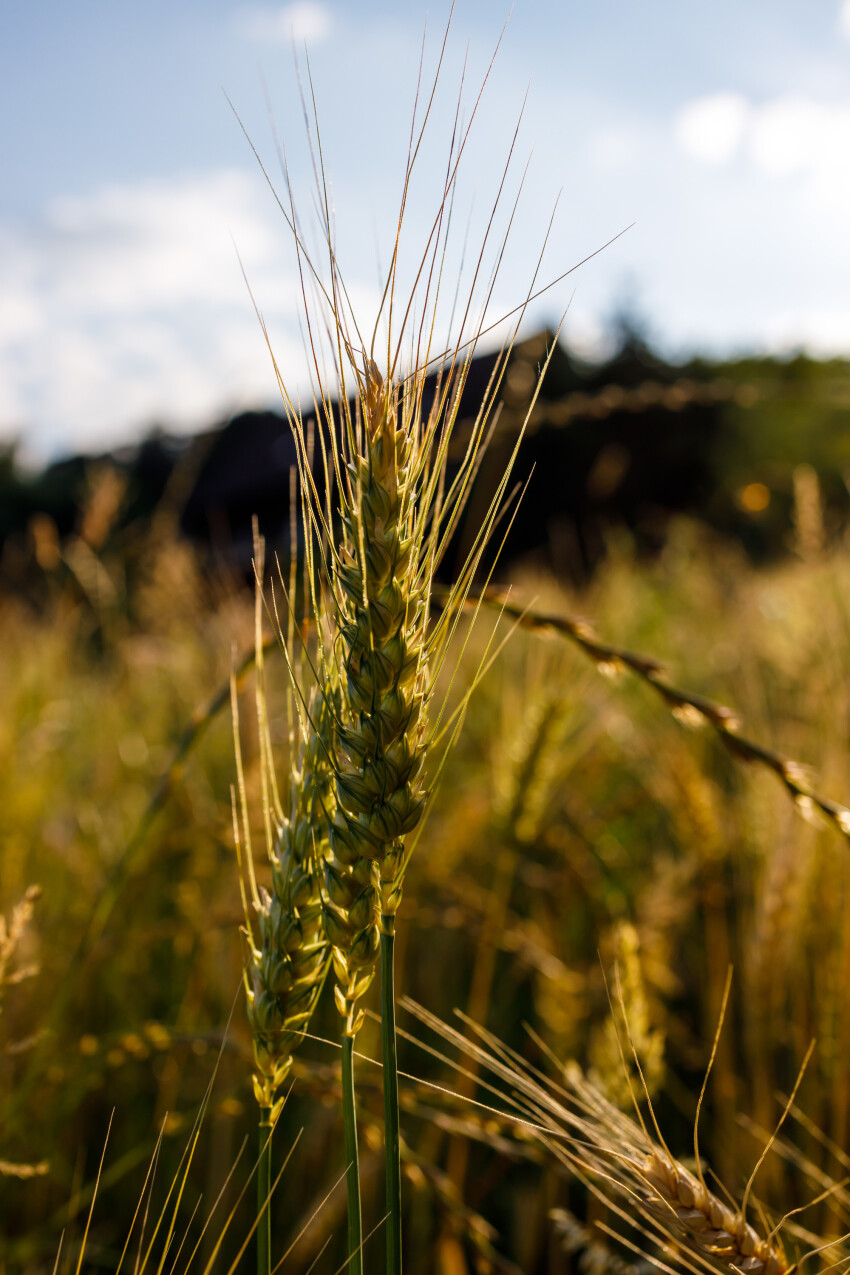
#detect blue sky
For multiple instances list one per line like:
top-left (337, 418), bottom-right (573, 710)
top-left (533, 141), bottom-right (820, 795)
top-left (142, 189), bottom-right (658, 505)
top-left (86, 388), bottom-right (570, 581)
top-left (3, 1), bottom-right (850, 459)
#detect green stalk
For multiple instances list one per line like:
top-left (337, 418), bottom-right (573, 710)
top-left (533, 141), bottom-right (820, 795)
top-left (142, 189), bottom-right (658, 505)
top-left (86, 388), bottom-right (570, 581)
top-left (381, 919), bottom-right (402, 1275)
top-left (258, 1107), bottom-right (272, 1275)
top-left (341, 1033), bottom-right (364, 1275)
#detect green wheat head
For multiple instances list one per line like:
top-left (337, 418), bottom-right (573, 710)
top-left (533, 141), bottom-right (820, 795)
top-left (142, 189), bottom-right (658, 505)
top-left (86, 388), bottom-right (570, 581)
top-left (232, 534), bottom-right (333, 1114)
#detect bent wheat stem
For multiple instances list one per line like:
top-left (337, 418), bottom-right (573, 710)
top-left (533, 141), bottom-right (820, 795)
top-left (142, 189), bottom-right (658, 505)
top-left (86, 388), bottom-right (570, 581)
top-left (464, 589), bottom-right (850, 844)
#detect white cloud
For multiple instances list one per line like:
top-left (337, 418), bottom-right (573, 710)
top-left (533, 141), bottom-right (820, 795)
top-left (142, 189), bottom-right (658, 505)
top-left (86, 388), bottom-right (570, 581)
top-left (748, 95), bottom-right (850, 186)
top-left (236, 3), bottom-right (332, 45)
top-left (675, 92), bottom-right (750, 165)
top-left (0, 170), bottom-right (309, 458)
top-left (42, 173), bottom-right (283, 312)
top-left (674, 90), bottom-right (850, 205)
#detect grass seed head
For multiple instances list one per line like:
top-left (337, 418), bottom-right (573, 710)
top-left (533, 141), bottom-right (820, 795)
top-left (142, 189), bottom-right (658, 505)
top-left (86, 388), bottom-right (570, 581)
top-left (328, 361), bottom-right (434, 923)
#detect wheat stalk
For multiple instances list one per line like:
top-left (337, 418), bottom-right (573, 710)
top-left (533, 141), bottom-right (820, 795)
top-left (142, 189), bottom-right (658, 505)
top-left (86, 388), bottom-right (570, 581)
top-left (233, 16), bottom-right (591, 1266)
top-left (231, 531), bottom-right (335, 1275)
top-left (314, 340), bottom-right (503, 1275)
top-left (309, 262), bottom-right (563, 1271)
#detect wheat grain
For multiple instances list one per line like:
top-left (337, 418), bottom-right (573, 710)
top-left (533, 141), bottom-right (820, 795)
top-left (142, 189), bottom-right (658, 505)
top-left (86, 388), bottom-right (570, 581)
top-left (641, 1149), bottom-right (786, 1275)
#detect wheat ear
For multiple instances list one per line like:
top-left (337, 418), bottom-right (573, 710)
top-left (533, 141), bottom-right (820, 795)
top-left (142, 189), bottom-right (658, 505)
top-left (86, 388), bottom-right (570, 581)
top-left (329, 359), bottom-right (428, 912)
top-left (233, 543), bottom-right (331, 1118)
top-left (232, 534), bottom-right (333, 1275)
top-left (404, 1001), bottom-right (793, 1275)
top-left (642, 1150), bottom-right (785, 1275)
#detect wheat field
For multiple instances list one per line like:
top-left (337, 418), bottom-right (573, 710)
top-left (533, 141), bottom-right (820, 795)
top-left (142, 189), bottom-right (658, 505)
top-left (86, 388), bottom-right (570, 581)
top-left (2, 487), bottom-right (850, 1271)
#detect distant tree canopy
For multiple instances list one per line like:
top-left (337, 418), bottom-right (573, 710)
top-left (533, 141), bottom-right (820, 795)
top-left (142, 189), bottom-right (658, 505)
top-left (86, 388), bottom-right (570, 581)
top-left (3, 327), bottom-right (849, 589)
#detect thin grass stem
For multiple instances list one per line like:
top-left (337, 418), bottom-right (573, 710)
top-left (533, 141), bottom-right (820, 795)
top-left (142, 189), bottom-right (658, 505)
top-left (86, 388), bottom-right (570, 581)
top-left (381, 920), bottom-right (402, 1275)
top-left (258, 1108), bottom-right (272, 1275)
top-left (341, 1035), bottom-right (363, 1275)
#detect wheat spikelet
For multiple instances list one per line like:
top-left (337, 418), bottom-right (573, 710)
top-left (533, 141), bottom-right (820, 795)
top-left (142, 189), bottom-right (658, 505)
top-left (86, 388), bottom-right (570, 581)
top-left (282, 312), bottom-right (547, 1052)
top-left (641, 1149), bottom-right (785, 1275)
top-left (232, 535), bottom-right (332, 1112)
top-left (1, 886), bottom-right (48, 1181)
top-left (0, 1158), bottom-right (49, 1179)
top-left (792, 463), bottom-right (825, 561)
top-left (328, 358), bottom-right (430, 923)
top-left (314, 331), bottom-right (561, 960)
top-left (246, 687), bottom-right (334, 1105)
top-left (317, 353), bottom-right (472, 1032)
top-left (563, 1064), bottom-right (790, 1275)
top-left (494, 692), bottom-right (571, 844)
top-left (550, 1206), bottom-right (654, 1275)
